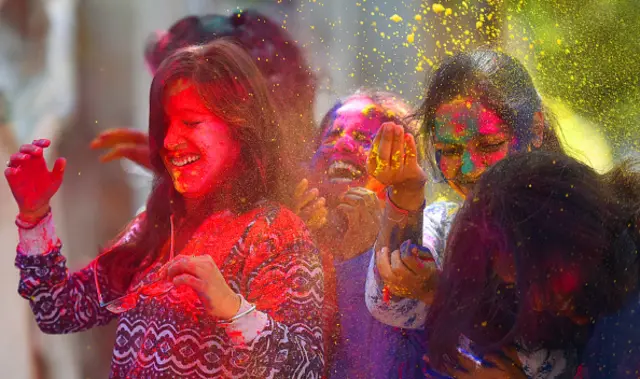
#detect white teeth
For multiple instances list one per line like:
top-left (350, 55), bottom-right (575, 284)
top-left (328, 160), bottom-right (363, 179)
top-left (171, 155), bottom-right (200, 167)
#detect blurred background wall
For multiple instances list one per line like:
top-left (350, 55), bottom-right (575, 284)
top-left (0, 0), bottom-right (637, 378)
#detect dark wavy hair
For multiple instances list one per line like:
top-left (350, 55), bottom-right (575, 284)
top-left (425, 151), bottom-right (640, 369)
top-left (145, 10), bottom-right (317, 175)
top-left (101, 39), bottom-right (285, 293)
top-left (415, 49), bottom-right (563, 180)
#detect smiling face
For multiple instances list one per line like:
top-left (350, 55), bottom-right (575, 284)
top-left (310, 97), bottom-right (384, 200)
top-left (434, 97), bottom-right (515, 197)
top-left (161, 79), bottom-right (242, 198)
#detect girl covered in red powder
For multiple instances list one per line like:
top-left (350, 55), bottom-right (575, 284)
top-left (5, 40), bottom-right (324, 378)
top-left (91, 9), bottom-right (316, 186)
top-left (87, 10), bottom-right (340, 370)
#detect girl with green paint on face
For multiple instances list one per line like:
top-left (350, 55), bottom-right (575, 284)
top-left (364, 49), bottom-right (567, 378)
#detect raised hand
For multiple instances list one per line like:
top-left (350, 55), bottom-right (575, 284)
top-left (367, 122), bottom-right (427, 210)
top-left (292, 178), bottom-right (328, 230)
top-left (335, 187), bottom-right (382, 260)
top-left (5, 139), bottom-right (66, 222)
top-left (90, 128), bottom-right (151, 169)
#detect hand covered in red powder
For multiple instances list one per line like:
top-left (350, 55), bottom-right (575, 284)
top-left (90, 128), bottom-right (151, 169)
top-left (166, 255), bottom-right (241, 320)
top-left (5, 139), bottom-right (66, 222)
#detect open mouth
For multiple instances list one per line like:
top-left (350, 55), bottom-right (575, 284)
top-left (170, 153), bottom-right (201, 167)
top-left (327, 160), bottom-right (364, 183)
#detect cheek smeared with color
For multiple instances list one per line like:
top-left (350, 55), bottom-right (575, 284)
top-left (169, 168), bottom-right (186, 193)
top-left (437, 152), bottom-right (460, 180)
top-left (483, 149), bottom-right (509, 168)
top-left (460, 150), bottom-right (475, 175)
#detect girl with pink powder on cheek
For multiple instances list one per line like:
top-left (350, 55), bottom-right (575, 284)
top-left (293, 90), bottom-right (432, 378)
top-left (6, 40), bottom-right (324, 378)
top-left (364, 49), bottom-right (568, 378)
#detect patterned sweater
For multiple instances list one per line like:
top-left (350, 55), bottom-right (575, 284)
top-left (15, 203), bottom-right (324, 378)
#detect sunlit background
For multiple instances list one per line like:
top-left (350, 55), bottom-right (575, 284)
top-left (0, 0), bottom-right (637, 377)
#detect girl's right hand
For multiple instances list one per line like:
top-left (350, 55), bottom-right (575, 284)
top-left (90, 128), bottom-right (151, 169)
top-left (4, 139), bottom-right (66, 222)
top-left (367, 122), bottom-right (427, 211)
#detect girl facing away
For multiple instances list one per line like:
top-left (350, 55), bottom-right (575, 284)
top-left (427, 151), bottom-right (640, 379)
top-left (5, 40), bottom-right (324, 378)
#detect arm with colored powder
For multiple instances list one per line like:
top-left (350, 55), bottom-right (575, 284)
top-left (222, 208), bottom-right (325, 377)
top-left (6, 139), bottom-right (118, 334)
top-left (364, 122), bottom-right (460, 328)
top-left (365, 199), bottom-right (458, 329)
top-left (15, 212), bottom-right (120, 334)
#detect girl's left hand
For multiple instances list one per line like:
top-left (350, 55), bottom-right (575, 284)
top-left (166, 255), bottom-right (241, 320)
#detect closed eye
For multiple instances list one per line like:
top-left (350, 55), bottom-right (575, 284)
top-left (182, 120), bottom-right (202, 127)
top-left (328, 128), bottom-right (342, 137)
top-left (479, 141), bottom-right (507, 152)
top-left (438, 146), bottom-right (463, 157)
top-left (353, 132), bottom-right (371, 143)
top-left (322, 128), bottom-right (343, 144)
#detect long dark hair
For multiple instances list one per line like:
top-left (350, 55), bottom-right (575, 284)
top-left (415, 49), bottom-right (563, 179)
top-left (145, 10), bottom-right (317, 182)
top-left (101, 40), bottom-right (285, 293)
top-left (425, 151), bottom-right (640, 369)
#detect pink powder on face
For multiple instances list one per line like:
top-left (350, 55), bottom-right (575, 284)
top-left (478, 107), bottom-right (505, 135)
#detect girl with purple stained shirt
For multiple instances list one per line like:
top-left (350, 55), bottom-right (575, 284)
top-left (294, 90), bottom-right (430, 378)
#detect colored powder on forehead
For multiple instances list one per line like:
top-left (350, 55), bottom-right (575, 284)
top-left (167, 78), bottom-right (192, 97)
top-left (435, 99), bottom-right (483, 142)
top-left (361, 103), bottom-right (378, 117)
top-left (360, 102), bottom-right (396, 121)
top-left (385, 109), bottom-right (396, 119)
